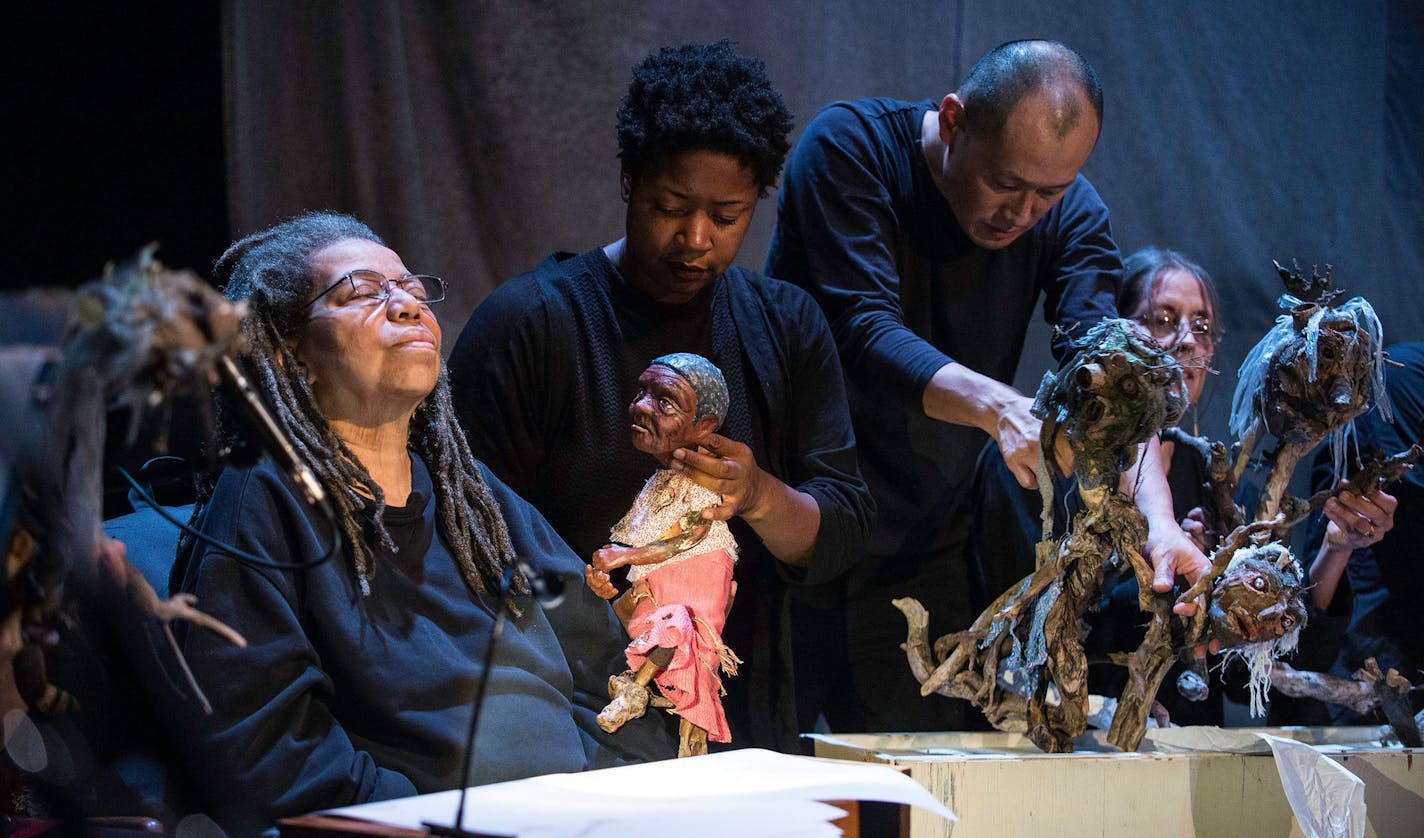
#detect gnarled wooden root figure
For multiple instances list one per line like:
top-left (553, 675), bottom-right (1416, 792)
top-left (1103, 516), bottom-right (1302, 751)
top-left (1120, 261), bottom-right (1395, 742)
top-left (898, 319), bottom-right (1185, 752)
top-left (2, 246), bottom-right (248, 729)
top-left (1108, 439), bottom-right (1417, 751)
top-left (1229, 259), bottom-right (1389, 535)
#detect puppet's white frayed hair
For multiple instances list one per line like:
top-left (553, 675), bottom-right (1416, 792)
top-left (1215, 544), bottom-right (1304, 717)
top-left (1229, 312), bottom-right (1294, 439)
top-left (1229, 295), bottom-right (1392, 482)
top-left (1221, 629), bottom-right (1302, 718)
top-left (1223, 642), bottom-right (1277, 718)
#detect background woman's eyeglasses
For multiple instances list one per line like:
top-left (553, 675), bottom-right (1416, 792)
top-left (308, 270), bottom-right (446, 309)
top-left (1139, 310), bottom-right (1213, 346)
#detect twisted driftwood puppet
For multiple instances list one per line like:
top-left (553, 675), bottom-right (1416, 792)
top-left (896, 318), bottom-right (1187, 752)
top-left (1164, 260), bottom-right (1398, 724)
top-left (1227, 260), bottom-right (1391, 532)
top-left (2, 248), bottom-right (246, 785)
top-left (586, 353), bottom-right (741, 758)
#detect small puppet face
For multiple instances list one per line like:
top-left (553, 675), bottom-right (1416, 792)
top-left (1207, 552), bottom-right (1306, 648)
top-left (1035, 318), bottom-right (1185, 488)
top-left (1263, 304), bottom-right (1375, 442)
top-left (628, 364), bottom-right (716, 467)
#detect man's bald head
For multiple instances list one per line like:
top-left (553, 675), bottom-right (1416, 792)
top-left (957, 40), bottom-right (1103, 141)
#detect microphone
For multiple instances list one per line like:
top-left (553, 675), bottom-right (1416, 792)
top-left (424, 559), bottom-right (570, 837)
top-left (519, 559), bottom-right (567, 609)
top-left (217, 354), bottom-right (331, 518)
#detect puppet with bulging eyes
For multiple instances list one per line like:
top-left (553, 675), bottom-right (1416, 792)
top-left (584, 353), bottom-right (740, 757)
top-left (1207, 544), bottom-right (1306, 649)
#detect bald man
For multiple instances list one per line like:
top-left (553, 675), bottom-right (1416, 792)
top-left (767, 39), bottom-right (1206, 733)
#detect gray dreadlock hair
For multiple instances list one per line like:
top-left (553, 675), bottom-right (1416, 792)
top-left (188, 211), bottom-right (520, 599)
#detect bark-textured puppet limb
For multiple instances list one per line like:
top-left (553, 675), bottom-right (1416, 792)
top-left (1270, 658), bottom-right (1421, 747)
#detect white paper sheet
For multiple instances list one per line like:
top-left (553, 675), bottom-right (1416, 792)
top-left (320, 748), bottom-right (954, 836)
top-left (1257, 733), bottom-right (1366, 838)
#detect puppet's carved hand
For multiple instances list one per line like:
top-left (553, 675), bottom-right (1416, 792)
top-left (584, 565), bottom-right (618, 599)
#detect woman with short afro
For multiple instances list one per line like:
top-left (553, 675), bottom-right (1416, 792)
top-left (450, 41), bottom-right (873, 753)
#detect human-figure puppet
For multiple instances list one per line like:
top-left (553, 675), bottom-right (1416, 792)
top-left (585, 353), bottom-right (740, 756)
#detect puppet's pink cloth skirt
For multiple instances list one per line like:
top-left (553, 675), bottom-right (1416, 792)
top-left (625, 549), bottom-right (736, 742)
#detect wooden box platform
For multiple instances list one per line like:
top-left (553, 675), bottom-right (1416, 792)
top-left (807, 728), bottom-right (1424, 837)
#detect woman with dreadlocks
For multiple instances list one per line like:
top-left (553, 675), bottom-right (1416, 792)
top-left (170, 212), bottom-right (670, 830)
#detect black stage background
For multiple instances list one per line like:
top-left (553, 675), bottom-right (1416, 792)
top-left (10, 0), bottom-right (1422, 447)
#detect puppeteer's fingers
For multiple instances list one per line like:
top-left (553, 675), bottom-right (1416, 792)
top-left (1152, 557), bottom-right (1175, 593)
top-left (699, 501), bottom-right (734, 522)
top-left (1011, 463), bottom-right (1038, 491)
top-left (695, 432), bottom-right (733, 455)
top-left (672, 446), bottom-right (721, 474)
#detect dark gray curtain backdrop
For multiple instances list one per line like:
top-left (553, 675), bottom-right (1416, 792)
top-left (223, 0), bottom-right (1423, 438)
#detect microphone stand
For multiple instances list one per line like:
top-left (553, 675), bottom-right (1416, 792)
top-left (217, 354), bottom-right (331, 516)
top-left (424, 561), bottom-right (564, 838)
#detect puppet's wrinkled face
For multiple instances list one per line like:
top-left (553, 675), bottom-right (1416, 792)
top-left (1060, 349), bottom-right (1182, 449)
top-left (1036, 319), bottom-right (1186, 487)
top-left (1208, 551), bottom-right (1306, 648)
top-left (1264, 305), bottom-right (1375, 441)
top-left (628, 364), bottom-right (707, 467)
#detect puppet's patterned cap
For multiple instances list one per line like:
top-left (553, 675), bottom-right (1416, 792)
top-left (652, 352), bottom-right (728, 430)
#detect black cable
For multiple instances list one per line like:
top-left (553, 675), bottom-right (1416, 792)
top-left (118, 466), bottom-right (341, 572)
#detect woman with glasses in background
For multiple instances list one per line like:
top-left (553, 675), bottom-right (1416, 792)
top-left (170, 212), bottom-right (669, 831)
top-left (1122, 247), bottom-right (1221, 434)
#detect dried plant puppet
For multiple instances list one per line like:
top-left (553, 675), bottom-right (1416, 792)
top-left (1166, 441), bottom-right (1420, 731)
top-left (896, 319), bottom-right (1186, 752)
top-left (1160, 260), bottom-right (1395, 729)
top-left (3, 246), bottom-right (246, 731)
top-left (1229, 260), bottom-right (1389, 528)
top-left (1196, 443), bottom-right (1420, 677)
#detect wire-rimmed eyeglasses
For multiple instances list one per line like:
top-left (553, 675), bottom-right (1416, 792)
top-left (307, 270), bottom-right (446, 309)
top-left (1138, 309), bottom-right (1214, 347)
